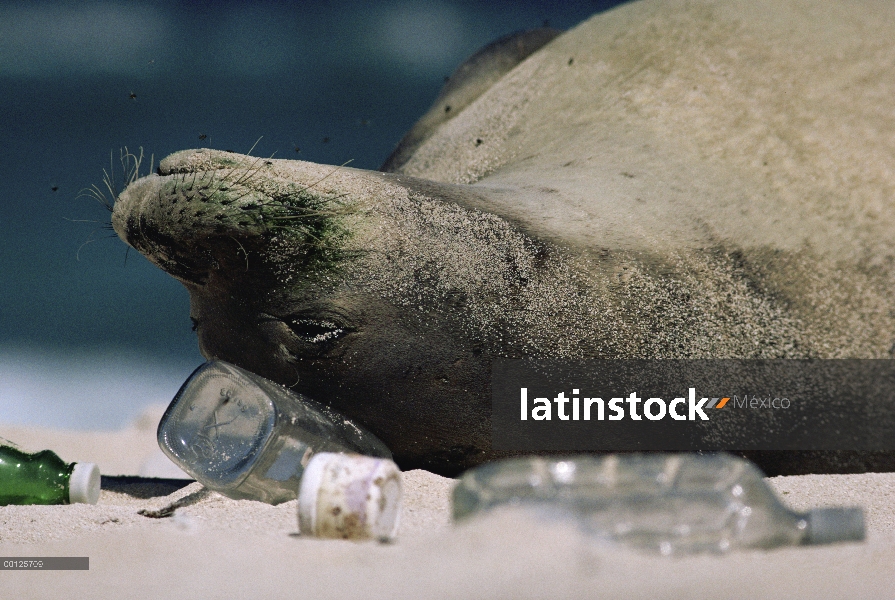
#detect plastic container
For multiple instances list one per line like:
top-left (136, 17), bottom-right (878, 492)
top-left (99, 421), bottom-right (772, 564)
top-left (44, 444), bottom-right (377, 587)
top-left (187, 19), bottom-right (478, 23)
top-left (0, 445), bottom-right (100, 506)
top-left (452, 453), bottom-right (865, 554)
top-left (158, 360), bottom-right (393, 504)
top-left (298, 452), bottom-right (402, 541)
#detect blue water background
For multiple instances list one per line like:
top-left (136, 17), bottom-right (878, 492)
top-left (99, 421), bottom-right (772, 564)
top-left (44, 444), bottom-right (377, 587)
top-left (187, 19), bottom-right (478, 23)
top-left (0, 0), bottom-right (625, 429)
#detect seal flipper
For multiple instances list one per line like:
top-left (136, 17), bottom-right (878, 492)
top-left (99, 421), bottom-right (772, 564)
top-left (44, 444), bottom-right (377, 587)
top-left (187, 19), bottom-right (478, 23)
top-left (380, 27), bottom-right (562, 173)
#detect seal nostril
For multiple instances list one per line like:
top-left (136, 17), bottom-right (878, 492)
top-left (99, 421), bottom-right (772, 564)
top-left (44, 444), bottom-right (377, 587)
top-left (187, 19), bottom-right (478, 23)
top-left (289, 319), bottom-right (346, 344)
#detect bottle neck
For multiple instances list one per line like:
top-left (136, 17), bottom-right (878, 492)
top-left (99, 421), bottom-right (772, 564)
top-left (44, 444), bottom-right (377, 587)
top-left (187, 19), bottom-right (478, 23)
top-left (0, 446), bottom-right (72, 505)
top-left (802, 508), bottom-right (865, 545)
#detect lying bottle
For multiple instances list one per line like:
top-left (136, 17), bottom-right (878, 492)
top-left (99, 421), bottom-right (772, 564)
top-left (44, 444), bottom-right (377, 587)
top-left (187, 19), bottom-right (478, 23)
top-left (0, 445), bottom-right (100, 506)
top-left (452, 453), bottom-right (865, 554)
top-left (158, 360), bottom-right (393, 505)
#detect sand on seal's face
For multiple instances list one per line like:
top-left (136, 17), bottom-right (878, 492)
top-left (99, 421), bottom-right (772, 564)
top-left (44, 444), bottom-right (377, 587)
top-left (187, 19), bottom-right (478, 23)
top-left (8, 0), bottom-right (895, 595)
top-left (111, 0), bottom-right (895, 477)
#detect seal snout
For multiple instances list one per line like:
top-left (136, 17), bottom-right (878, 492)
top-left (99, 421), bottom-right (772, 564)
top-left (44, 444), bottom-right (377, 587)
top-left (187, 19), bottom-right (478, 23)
top-left (111, 164), bottom-right (268, 285)
top-left (112, 148), bottom-right (361, 289)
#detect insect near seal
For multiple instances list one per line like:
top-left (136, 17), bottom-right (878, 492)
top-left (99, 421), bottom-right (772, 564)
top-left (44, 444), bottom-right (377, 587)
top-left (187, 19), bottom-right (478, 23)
top-left (112, 0), bottom-right (895, 476)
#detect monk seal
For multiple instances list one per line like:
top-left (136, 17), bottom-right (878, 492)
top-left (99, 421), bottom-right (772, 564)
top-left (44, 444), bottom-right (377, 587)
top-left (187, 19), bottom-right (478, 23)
top-left (112, 0), bottom-right (895, 475)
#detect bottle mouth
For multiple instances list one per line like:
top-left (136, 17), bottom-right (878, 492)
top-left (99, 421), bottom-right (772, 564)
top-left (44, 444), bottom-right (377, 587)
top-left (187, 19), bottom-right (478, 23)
top-left (157, 361), bottom-right (277, 489)
top-left (803, 507), bottom-right (865, 545)
top-left (69, 462), bottom-right (101, 505)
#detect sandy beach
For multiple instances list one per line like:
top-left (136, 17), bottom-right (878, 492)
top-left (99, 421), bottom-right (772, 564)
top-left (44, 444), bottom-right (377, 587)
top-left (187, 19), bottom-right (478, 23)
top-left (2, 407), bottom-right (894, 599)
top-left (5, 0), bottom-right (895, 596)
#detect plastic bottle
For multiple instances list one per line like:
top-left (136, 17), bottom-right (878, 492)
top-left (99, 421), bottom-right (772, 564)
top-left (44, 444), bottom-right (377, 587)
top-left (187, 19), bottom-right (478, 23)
top-left (0, 445), bottom-right (100, 506)
top-left (452, 453), bottom-right (865, 554)
top-left (157, 360), bottom-right (393, 505)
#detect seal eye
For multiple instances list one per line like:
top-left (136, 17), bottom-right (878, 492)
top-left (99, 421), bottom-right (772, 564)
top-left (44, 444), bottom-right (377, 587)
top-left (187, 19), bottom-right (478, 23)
top-left (289, 319), bottom-right (346, 344)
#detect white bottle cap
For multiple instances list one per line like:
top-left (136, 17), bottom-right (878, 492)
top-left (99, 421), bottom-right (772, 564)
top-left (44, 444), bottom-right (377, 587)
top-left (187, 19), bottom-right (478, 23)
top-left (69, 462), bottom-right (101, 505)
top-left (298, 453), bottom-right (402, 541)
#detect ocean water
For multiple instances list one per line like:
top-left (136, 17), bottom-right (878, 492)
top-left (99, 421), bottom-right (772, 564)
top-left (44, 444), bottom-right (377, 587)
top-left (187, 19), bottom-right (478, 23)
top-left (0, 0), bottom-right (626, 430)
top-left (0, 346), bottom-right (196, 430)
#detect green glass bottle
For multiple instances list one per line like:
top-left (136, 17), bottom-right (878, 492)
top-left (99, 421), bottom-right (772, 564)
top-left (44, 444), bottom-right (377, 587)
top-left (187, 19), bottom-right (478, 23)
top-left (0, 445), bottom-right (100, 506)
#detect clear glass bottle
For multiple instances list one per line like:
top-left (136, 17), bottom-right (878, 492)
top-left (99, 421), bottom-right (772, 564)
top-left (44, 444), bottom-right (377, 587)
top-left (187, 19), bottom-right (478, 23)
top-left (452, 453), bottom-right (865, 554)
top-left (158, 360), bottom-right (393, 505)
top-left (0, 445), bottom-right (100, 506)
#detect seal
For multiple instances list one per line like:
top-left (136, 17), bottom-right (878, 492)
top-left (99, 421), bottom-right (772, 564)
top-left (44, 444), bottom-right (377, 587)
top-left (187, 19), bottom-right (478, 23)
top-left (112, 0), bottom-right (895, 475)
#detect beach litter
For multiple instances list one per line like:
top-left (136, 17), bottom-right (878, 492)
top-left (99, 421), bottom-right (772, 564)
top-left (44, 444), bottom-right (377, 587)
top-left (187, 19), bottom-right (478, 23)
top-left (156, 360), bottom-right (401, 540)
top-left (298, 452), bottom-right (402, 541)
top-left (453, 453), bottom-right (865, 555)
top-left (0, 443), bottom-right (100, 506)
